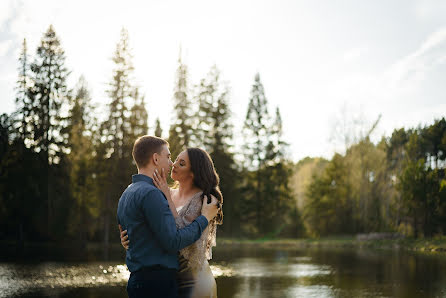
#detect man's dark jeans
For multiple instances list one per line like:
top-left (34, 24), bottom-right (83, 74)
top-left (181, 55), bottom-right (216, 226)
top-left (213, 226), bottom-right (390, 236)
top-left (127, 267), bottom-right (178, 298)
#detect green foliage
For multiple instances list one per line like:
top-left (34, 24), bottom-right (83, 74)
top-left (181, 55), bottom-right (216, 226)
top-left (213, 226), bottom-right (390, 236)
top-left (304, 153), bottom-right (354, 236)
top-left (345, 138), bottom-right (390, 232)
top-left (66, 77), bottom-right (100, 243)
top-left (304, 119), bottom-right (446, 238)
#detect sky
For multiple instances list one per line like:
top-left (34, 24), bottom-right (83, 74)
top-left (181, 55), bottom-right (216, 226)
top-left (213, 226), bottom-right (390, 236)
top-left (1, 0), bottom-right (446, 161)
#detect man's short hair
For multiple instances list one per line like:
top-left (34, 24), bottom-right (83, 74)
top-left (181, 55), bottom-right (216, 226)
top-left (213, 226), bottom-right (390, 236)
top-left (132, 136), bottom-right (168, 168)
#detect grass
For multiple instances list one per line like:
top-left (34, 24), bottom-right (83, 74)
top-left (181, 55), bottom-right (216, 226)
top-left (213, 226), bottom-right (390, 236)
top-left (3, 236), bottom-right (446, 261)
top-left (216, 236), bottom-right (446, 254)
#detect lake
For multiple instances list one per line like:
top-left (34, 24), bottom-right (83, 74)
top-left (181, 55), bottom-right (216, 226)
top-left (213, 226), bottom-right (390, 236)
top-left (1, 244), bottom-right (446, 297)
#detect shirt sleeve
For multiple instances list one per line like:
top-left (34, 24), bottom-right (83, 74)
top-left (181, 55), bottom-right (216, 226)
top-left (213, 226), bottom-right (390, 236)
top-left (141, 189), bottom-right (209, 253)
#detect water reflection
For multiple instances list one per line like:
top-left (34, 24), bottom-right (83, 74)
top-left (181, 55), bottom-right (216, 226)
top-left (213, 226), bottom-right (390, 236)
top-left (0, 262), bottom-right (237, 298)
top-left (0, 263), bottom-right (129, 297)
top-left (226, 257), bottom-right (331, 278)
top-left (213, 245), bottom-right (446, 298)
top-left (1, 245), bottom-right (446, 298)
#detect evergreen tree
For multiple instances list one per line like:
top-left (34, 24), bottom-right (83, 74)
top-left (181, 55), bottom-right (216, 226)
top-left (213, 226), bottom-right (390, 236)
top-left (193, 65), bottom-right (240, 236)
top-left (386, 128), bottom-right (412, 229)
top-left (193, 71), bottom-right (213, 150)
top-left (243, 73), bottom-right (270, 170)
top-left (25, 25), bottom-right (71, 239)
top-left (265, 107), bottom-right (287, 162)
top-left (263, 107), bottom-right (295, 236)
top-left (154, 117), bottom-right (162, 137)
top-left (241, 73), bottom-right (271, 235)
top-left (129, 87), bottom-right (149, 140)
top-left (398, 121), bottom-right (446, 237)
top-left (101, 28), bottom-right (139, 258)
top-left (425, 118), bottom-right (446, 168)
top-left (168, 50), bottom-right (193, 158)
top-left (66, 77), bottom-right (99, 244)
top-left (28, 25), bottom-right (71, 164)
top-left (193, 65), bottom-right (231, 150)
top-left (12, 39), bottom-right (32, 143)
top-left (0, 114), bottom-right (9, 156)
top-left (104, 28), bottom-right (134, 161)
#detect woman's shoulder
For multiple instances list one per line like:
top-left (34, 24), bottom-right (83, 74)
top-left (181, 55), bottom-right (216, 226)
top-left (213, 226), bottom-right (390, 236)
top-left (186, 191), bottom-right (203, 210)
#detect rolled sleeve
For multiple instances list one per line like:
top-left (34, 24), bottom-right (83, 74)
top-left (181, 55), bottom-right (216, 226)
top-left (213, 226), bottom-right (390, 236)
top-left (194, 215), bottom-right (209, 230)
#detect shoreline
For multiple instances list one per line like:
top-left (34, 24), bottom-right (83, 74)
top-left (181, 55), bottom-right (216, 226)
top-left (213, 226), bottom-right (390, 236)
top-left (216, 236), bottom-right (446, 254)
top-left (2, 236), bottom-right (446, 262)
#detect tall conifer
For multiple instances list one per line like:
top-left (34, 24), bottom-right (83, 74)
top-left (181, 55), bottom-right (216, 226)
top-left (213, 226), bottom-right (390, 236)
top-left (168, 50), bottom-right (192, 159)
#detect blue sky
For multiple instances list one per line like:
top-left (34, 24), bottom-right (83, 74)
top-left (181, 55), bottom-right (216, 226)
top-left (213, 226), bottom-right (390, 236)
top-left (1, 0), bottom-right (446, 161)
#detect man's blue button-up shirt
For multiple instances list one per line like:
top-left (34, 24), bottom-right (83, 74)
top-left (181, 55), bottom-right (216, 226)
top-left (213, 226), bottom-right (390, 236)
top-left (117, 174), bottom-right (209, 272)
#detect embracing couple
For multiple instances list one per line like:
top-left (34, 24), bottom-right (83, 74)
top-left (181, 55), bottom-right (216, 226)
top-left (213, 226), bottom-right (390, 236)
top-left (117, 135), bottom-right (223, 298)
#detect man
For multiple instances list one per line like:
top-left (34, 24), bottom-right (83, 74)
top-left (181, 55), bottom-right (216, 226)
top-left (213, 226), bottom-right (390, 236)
top-left (117, 136), bottom-right (218, 298)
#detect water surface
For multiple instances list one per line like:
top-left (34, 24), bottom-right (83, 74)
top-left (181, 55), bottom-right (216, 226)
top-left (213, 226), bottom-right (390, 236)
top-left (2, 244), bottom-right (446, 297)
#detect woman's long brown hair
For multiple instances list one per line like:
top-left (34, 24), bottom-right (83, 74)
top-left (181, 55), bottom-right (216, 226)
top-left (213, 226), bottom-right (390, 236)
top-left (187, 147), bottom-right (223, 225)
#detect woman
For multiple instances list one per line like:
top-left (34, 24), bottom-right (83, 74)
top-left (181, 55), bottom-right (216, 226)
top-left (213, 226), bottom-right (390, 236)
top-left (120, 147), bottom-right (224, 298)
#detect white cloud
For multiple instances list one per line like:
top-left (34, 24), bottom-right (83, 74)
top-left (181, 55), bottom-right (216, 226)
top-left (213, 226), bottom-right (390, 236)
top-left (385, 27), bottom-right (446, 93)
top-left (0, 0), bottom-right (13, 26)
top-left (414, 0), bottom-right (446, 21)
top-left (0, 39), bottom-right (13, 57)
top-left (343, 47), bottom-right (368, 63)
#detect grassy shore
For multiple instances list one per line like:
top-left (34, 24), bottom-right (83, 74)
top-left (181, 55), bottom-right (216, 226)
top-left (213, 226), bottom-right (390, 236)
top-left (3, 236), bottom-right (446, 262)
top-left (216, 236), bottom-right (446, 254)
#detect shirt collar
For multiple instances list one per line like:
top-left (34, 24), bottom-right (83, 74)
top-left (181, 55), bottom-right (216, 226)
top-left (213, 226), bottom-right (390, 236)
top-left (132, 174), bottom-right (154, 185)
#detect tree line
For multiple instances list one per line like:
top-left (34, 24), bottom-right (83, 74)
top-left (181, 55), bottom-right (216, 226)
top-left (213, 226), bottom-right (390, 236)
top-left (1, 26), bottom-right (445, 256)
top-left (0, 26), bottom-right (293, 253)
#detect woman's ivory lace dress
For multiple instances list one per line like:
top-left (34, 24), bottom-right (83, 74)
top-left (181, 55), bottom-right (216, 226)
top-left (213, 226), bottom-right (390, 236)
top-left (175, 192), bottom-right (217, 298)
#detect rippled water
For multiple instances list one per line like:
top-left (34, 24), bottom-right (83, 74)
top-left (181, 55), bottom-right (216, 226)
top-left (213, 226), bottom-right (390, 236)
top-left (2, 245), bottom-right (446, 297)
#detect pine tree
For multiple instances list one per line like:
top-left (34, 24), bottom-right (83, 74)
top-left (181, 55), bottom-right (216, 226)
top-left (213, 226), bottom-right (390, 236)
top-left (129, 87), bottom-right (149, 140)
top-left (168, 50), bottom-right (193, 158)
top-left (154, 117), bottom-right (162, 137)
top-left (0, 37), bottom-right (44, 243)
top-left (0, 114), bottom-right (9, 156)
top-left (66, 77), bottom-right (99, 244)
top-left (263, 107), bottom-right (295, 235)
top-left (193, 65), bottom-right (241, 236)
top-left (193, 74), bottom-right (213, 150)
top-left (243, 73), bottom-right (270, 170)
top-left (241, 73), bottom-right (271, 235)
top-left (28, 25), bottom-right (71, 165)
top-left (193, 65), bottom-right (231, 151)
top-left (13, 39), bottom-right (31, 143)
top-left (104, 28), bottom-right (134, 161)
top-left (101, 28), bottom-right (139, 258)
top-left (26, 25), bottom-right (71, 239)
top-left (266, 107), bottom-right (288, 162)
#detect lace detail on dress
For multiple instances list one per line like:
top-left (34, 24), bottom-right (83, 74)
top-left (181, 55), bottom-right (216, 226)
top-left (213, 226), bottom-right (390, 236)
top-left (175, 192), bottom-right (217, 271)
